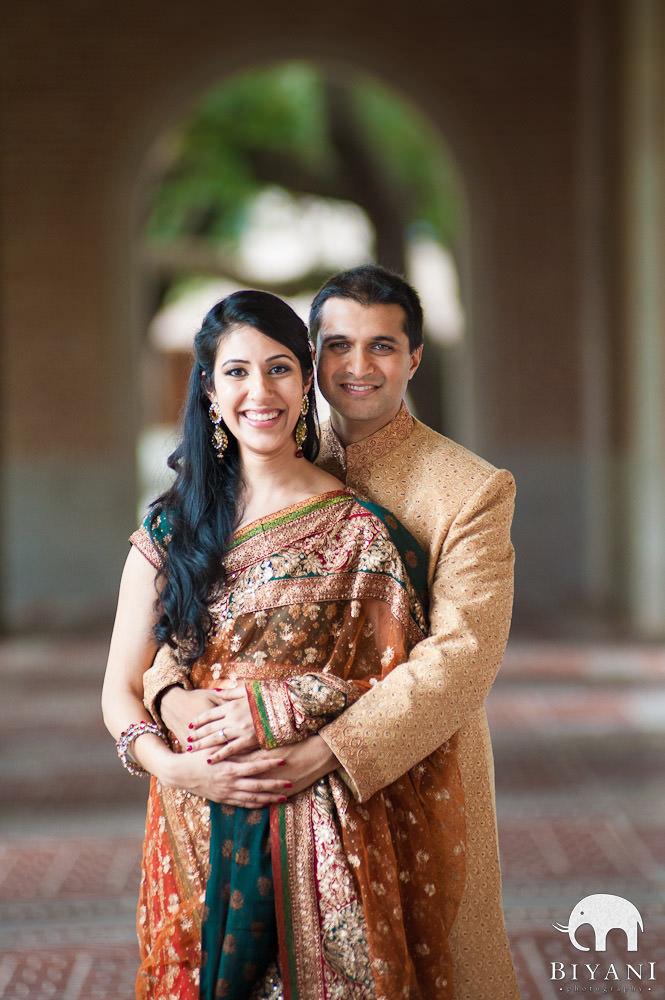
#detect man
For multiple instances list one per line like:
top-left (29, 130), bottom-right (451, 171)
top-left (146, 265), bottom-right (519, 998)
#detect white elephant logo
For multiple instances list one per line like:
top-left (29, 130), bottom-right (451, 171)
top-left (553, 894), bottom-right (644, 952)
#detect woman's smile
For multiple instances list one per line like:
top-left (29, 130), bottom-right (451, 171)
top-left (240, 407), bottom-right (284, 426)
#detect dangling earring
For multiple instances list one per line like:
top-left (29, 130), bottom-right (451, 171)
top-left (209, 401), bottom-right (228, 461)
top-left (294, 394), bottom-right (309, 457)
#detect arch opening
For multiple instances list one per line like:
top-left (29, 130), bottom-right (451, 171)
top-left (132, 60), bottom-right (471, 515)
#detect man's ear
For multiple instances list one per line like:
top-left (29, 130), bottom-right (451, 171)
top-left (408, 345), bottom-right (424, 379)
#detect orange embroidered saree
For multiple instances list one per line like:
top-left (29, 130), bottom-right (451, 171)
top-left (131, 490), bottom-right (466, 1000)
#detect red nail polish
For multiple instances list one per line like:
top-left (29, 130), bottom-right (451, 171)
top-left (277, 760), bottom-right (287, 766)
top-left (206, 758), bottom-right (212, 764)
top-left (187, 736), bottom-right (193, 743)
top-left (186, 746), bottom-right (192, 752)
top-left (279, 796), bottom-right (287, 803)
top-left (188, 723), bottom-right (193, 730)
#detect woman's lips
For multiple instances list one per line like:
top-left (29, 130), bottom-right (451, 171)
top-left (240, 409), bottom-right (283, 426)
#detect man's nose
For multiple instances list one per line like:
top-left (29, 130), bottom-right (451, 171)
top-left (344, 345), bottom-right (374, 378)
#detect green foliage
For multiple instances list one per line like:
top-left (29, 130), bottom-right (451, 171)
top-left (146, 61), bottom-right (459, 250)
top-left (147, 63), bottom-right (328, 243)
top-left (350, 77), bottom-right (459, 245)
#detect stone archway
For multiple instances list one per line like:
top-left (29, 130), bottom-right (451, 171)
top-left (128, 59), bottom-right (474, 514)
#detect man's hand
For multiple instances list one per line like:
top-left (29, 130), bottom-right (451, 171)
top-left (264, 735), bottom-right (338, 795)
top-left (161, 733), bottom-right (339, 806)
top-left (160, 686), bottom-right (217, 747)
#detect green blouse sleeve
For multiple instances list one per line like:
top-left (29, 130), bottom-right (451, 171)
top-left (129, 508), bottom-right (173, 570)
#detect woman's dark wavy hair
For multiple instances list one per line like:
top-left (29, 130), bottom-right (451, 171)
top-left (150, 289), bottom-right (319, 662)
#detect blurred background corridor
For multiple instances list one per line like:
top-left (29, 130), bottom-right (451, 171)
top-left (2, 0), bottom-right (664, 996)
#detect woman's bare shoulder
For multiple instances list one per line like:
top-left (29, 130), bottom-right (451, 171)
top-left (308, 466), bottom-right (345, 493)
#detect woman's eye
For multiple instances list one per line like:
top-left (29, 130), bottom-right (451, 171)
top-left (224, 367), bottom-right (247, 377)
top-left (269, 364), bottom-right (291, 375)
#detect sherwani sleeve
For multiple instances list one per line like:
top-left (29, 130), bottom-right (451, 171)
top-left (143, 643), bottom-right (192, 722)
top-left (319, 467), bottom-right (515, 802)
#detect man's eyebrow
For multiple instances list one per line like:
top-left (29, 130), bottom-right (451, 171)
top-left (319, 332), bottom-right (400, 342)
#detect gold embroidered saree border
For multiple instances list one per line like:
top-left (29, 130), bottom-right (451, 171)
top-left (223, 574), bottom-right (425, 649)
top-left (230, 491), bottom-right (352, 550)
top-left (130, 523), bottom-right (163, 570)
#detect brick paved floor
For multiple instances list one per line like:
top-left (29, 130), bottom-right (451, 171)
top-left (1, 636), bottom-right (664, 999)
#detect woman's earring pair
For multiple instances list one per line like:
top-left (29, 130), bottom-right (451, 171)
top-left (209, 402), bottom-right (228, 461)
top-left (210, 395), bottom-right (308, 460)
top-left (295, 394), bottom-right (309, 458)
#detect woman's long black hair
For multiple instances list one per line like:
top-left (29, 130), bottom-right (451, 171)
top-left (151, 290), bottom-right (319, 662)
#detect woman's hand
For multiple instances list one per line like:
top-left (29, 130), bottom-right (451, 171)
top-left (186, 685), bottom-right (259, 761)
top-left (163, 747), bottom-right (291, 808)
top-left (159, 734), bottom-right (338, 806)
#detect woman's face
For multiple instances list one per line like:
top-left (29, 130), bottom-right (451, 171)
top-left (209, 324), bottom-right (310, 460)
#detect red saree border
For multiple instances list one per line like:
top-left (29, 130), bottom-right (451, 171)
top-left (271, 796), bottom-right (325, 1000)
top-left (248, 681), bottom-right (277, 748)
top-left (270, 805), bottom-right (297, 999)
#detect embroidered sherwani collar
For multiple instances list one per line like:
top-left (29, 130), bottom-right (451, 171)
top-left (321, 402), bottom-right (414, 477)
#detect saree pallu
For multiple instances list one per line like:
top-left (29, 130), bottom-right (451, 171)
top-left (132, 490), bottom-right (466, 1000)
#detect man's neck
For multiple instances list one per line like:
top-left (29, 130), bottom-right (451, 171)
top-left (330, 403), bottom-right (403, 446)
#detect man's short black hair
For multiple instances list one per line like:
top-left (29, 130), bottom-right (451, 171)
top-left (309, 264), bottom-right (424, 352)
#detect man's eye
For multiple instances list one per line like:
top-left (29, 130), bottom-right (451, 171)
top-left (326, 341), bottom-right (350, 351)
top-left (372, 343), bottom-right (393, 352)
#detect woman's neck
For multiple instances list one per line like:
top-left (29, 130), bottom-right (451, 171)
top-left (236, 445), bottom-right (324, 525)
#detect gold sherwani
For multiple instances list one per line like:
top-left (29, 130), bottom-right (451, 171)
top-left (316, 405), bottom-right (519, 1000)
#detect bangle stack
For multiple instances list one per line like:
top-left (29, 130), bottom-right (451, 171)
top-left (116, 721), bottom-right (168, 777)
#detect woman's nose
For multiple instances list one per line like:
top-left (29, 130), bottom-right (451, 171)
top-left (246, 370), bottom-right (274, 400)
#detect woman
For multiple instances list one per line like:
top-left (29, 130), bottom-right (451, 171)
top-left (102, 290), bottom-right (465, 1000)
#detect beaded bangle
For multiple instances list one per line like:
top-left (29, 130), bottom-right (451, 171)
top-left (116, 720), bottom-right (168, 777)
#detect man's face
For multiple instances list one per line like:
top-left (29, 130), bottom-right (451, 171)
top-left (316, 298), bottom-right (422, 443)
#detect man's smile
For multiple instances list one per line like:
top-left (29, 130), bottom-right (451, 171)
top-left (339, 382), bottom-right (380, 395)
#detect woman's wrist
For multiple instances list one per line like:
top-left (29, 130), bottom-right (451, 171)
top-left (116, 721), bottom-right (168, 776)
top-left (132, 733), bottom-right (179, 784)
